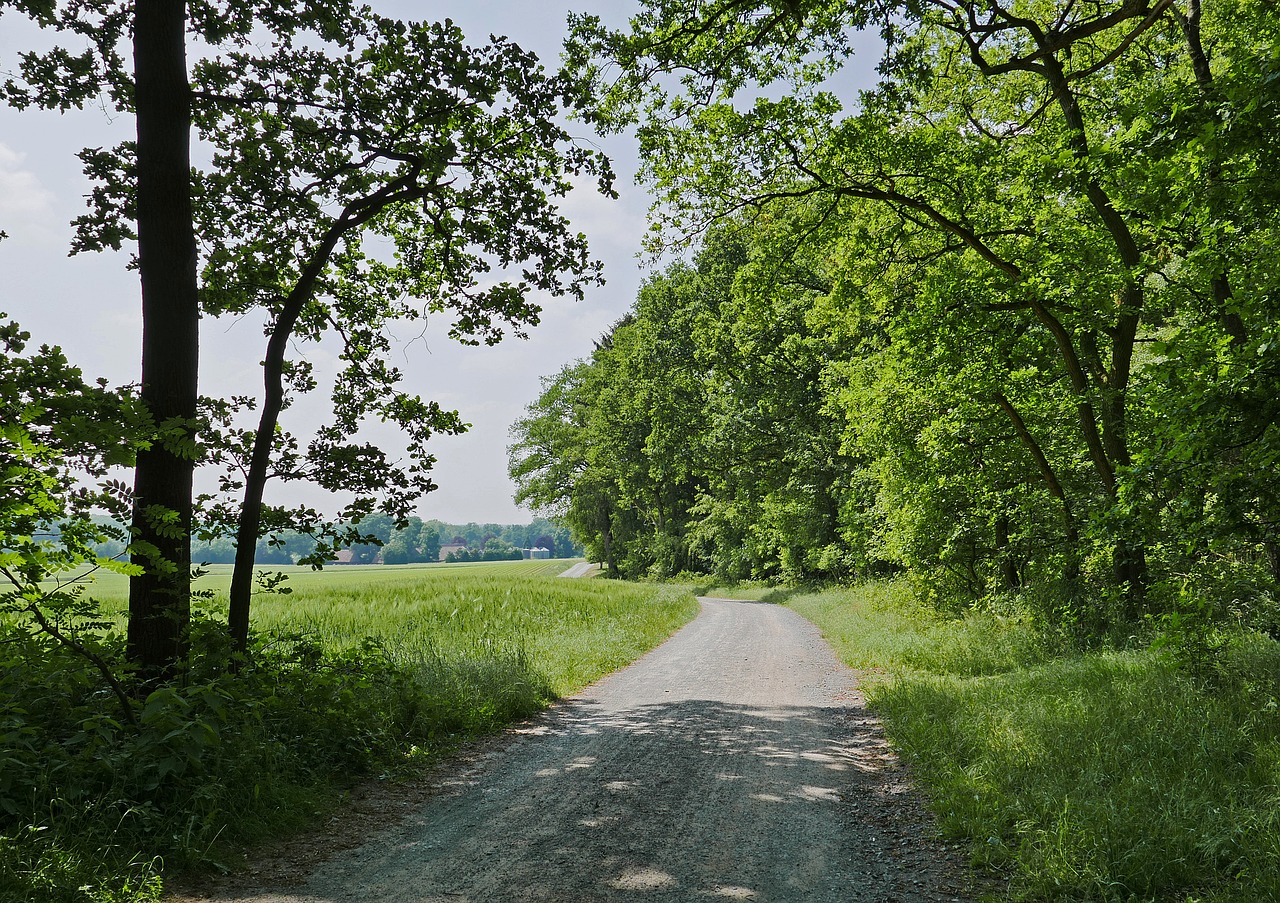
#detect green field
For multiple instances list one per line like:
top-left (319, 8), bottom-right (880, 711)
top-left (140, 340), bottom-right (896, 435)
top-left (60, 557), bottom-right (583, 604)
top-left (53, 558), bottom-right (692, 698)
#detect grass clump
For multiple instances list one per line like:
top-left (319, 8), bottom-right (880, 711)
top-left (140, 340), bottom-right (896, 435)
top-left (788, 580), bottom-right (1280, 903)
top-left (2, 564), bottom-right (697, 903)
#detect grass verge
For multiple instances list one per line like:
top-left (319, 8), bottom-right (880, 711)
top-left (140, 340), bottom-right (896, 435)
top-left (786, 580), bottom-right (1280, 903)
top-left (2, 563), bottom-right (696, 903)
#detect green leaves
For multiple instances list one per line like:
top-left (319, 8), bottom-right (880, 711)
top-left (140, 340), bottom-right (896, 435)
top-left (549, 0), bottom-right (1280, 625)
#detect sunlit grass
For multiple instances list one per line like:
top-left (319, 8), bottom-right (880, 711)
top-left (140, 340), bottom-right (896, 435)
top-left (788, 580), bottom-right (1280, 903)
top-left (66, 559), bottom-right (690, 698)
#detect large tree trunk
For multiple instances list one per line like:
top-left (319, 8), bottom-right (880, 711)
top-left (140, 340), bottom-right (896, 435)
top-left (126, 0), bottom-right (199, 683)
top-left (1041, 53), bottom-right (1150, 609)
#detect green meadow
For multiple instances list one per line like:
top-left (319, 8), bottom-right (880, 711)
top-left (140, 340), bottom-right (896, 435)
top-left (783, 580), bottom-right (1280, 903)
top-left (56, 560), bottom-right (673, 697)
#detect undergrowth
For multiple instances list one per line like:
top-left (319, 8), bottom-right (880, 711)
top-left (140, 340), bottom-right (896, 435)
top-left (788, 580), bottom-right (1280, 903)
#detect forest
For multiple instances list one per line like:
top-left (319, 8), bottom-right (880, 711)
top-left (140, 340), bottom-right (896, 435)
top-left (511, 0), bottom-right (1280, 638)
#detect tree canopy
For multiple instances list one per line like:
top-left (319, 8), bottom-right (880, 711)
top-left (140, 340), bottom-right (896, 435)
top-left (511, 0), bottom-right (1280, 633)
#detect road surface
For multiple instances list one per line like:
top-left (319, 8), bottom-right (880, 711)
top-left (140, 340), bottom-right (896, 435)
top-left (558, 561), bottom-right (598, 578)
top-left (188, 598), bottom-right (975, 902)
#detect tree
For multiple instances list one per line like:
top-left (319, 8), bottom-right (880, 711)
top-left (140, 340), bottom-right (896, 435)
top-left (0, 315), bottom-right (148, 718)
top-left (186, 10), bottom-right (609, 652)
top-left (4, 1), bottom-right (613, 669)
top-left (348, 512), bottom-right (395, 565)
top-left (688, 214), bottom-right (857, 581)
top-left (4, 0), bottom-right (204, 679)
top-left (511, 214), bottom-right (862, 582)
top-left (568, 0), bottom-right (1280, 624)
top-left (378, 531), bottom-right (414, 565)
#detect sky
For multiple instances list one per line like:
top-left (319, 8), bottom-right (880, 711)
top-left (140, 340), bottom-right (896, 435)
top-left (0, 3), bottom-right (878, 526)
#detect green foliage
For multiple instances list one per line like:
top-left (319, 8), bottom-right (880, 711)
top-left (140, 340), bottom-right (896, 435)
top-left (0, 612), bottom-right (538, 900)
top-left (178, 2), bottom-right (616, 551)
top-left (444, 545), bottom-right (523, 563)
top-left (0, 318), bottom-right (145, 575)
top-left (510, 222), bottom-right (860, 583)
top-left (793, 580), bottom-right (1280, 903)
top-left (4, 0), bottom-right (615, 668)
top-left (427, 519), bottom-right (580, 559)
top-left (539, 0), bottom-right (1280, 639)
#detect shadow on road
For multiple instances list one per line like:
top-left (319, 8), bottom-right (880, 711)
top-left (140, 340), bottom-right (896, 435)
top-left (222, 697), bottom-right (971, 903)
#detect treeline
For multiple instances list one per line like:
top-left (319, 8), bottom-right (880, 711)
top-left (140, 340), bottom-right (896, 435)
top-left (508, 230), bottom-right (881, 586)
top-left (90, 515), bottom-right (580, 565)
top-left (513, 204), bottom-right (1278, 631)
top-left (509, 7), bottom-right (1280, 637)
top-left (512, 0), bottom-right (1280, 635)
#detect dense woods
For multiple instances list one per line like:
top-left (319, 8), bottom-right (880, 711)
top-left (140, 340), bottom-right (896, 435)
top-left (511, 0), bottom-right (1280, 635)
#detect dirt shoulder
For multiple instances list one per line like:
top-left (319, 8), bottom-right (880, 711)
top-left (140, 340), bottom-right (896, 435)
top-left (171, 598), bottom-right (987, 902)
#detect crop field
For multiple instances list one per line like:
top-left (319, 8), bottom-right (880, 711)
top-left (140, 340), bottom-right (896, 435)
top-left (57, 559), bottom-right (696, 696)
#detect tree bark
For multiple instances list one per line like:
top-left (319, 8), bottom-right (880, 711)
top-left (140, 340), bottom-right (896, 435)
top-left (1172, 0), bottom-right (1249, 346)
top-left (127, 0), bottom-right (199, 683)
top-left (995, 514), bottom-right (1021, 590)
top-left (993, 392), bottom-right (1081, 582)
top-left (1264, 539), bottom-right (1280, 585)
top-left (1040, 44), bottom-right (1150, 607)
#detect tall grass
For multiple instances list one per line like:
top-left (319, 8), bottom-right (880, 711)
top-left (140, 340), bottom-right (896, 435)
top-left (76, 560), bottom-right (678, 697)
top-left (788, 581), bottom-right (1280, 903)
top-left (240, 566), bottom-right (693, 696)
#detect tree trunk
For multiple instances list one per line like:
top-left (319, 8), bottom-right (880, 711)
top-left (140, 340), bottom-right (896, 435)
top-left (126, 0), bottom-right (199, 684)
top-left (1041, 51), bottom-right (1150, 607)
top-left (993, 392), bottom-right (1081, 582)
top-left (602, 504), bottom-right (617, 576)
top-left (995, 514), bottom-right (1021, 591)
top-left (227, 284), bottom-right (308, 657)
top-left (1114, 541), bottom-right (1148, 622)
top-left (1264, 539), bottom-right (1280, 584)
top-left (226, 185), bottom-right (419, 657)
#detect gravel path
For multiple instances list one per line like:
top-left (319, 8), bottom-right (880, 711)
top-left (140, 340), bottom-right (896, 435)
top-left (557, 561), bottom-right (598, 578)
top-left (183, 598), bottom-right (977, 902)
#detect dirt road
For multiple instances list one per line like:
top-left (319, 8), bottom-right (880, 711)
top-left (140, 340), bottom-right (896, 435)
top-left (558, 561), bottom-right (598, 578)
top-left (189, 598), bottom-right (976, 902)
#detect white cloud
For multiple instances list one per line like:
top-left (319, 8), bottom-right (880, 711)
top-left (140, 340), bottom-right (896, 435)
top-left (0, 142), bottom-right (57, 228)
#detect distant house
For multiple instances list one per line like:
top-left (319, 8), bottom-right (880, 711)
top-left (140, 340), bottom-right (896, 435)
top-left (439, 543), bottom-right (468, 561)
top-left (334, 549), bottom-right (355, 564)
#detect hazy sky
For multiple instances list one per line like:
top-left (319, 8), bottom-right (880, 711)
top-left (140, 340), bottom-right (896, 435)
top-left (0, 3), bottom-right (877, 525)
